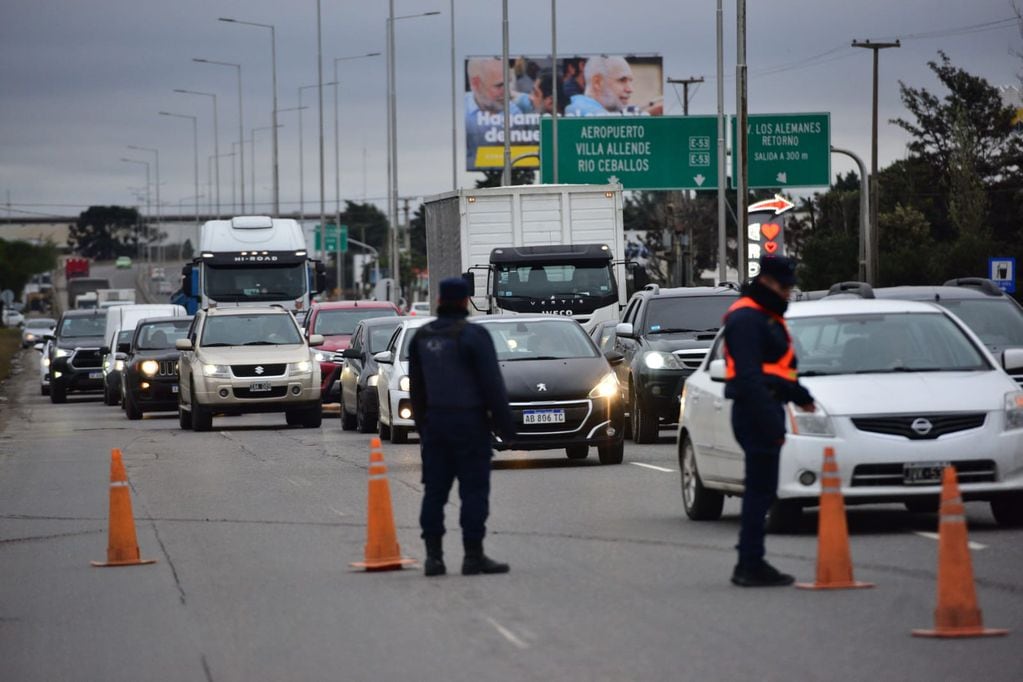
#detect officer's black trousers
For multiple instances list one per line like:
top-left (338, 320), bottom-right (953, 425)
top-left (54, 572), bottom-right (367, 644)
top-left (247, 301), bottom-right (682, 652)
top-left (731, 401), bottom-right (784, 566)
top-left (419, 411), bottom-right (493, 542)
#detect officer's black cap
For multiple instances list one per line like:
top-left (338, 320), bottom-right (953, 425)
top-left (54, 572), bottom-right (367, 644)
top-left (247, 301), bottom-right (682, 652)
top-left (438, 277), bottom-right (471, 302)
top-left (758, 256), bottom-right (798, 287)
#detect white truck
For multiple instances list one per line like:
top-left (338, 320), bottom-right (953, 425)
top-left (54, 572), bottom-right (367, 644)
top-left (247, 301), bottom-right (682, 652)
top-left (181, 216), bottom-right (326, 313)
top-left (97, 288), bottom-right (137, 309)
top-left (423, 184), bottom-right (626, 330)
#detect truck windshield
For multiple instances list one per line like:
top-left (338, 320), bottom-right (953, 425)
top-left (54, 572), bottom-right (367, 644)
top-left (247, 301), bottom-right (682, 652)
top-left (494, 262), bottom-right (616, 301)
top-left (204, 263), bottom-right (306, 302)
top-left (58, 315), bottom-right (106, 338)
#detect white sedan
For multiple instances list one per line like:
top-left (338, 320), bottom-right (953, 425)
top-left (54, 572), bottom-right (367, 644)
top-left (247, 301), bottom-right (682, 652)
top-left (374, 316), bottom-right (433, 444)
top-left (677, 298), bottom-right (1023, 530)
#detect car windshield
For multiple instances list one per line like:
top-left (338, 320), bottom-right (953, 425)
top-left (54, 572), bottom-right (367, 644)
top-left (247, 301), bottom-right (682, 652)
top-left (643, 296), bottom-right (736, 334)
top-left (368, 322), bottom-right (402, 353)
top-left (26, 319), bottom-right (55, 329)
top-left (790, 312), bottom-right (990, 376)
top-left (204, 263), bottom-right (306, 302)
top-left (136, 320), bottom-right (191, 350)
top-left (314, 308), bottom-right (397, 335)
top-left (58, 315), bottom-right (106, 337)
top-left (481, 319), bottom-right (598, 360)
top-left (201, 314), bottom-right (302, 347)
top-left (494, 262), bottom-right (615, 300)
top-left (934, 299), bottom-right (1023, 350)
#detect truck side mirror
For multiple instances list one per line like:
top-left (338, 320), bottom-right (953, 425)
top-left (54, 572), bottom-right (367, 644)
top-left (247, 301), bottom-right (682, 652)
top-left (314, 262), bottom-right (328, 295)
top-left (461, 271), bottom-right (475, 292)
top-left (181, 264), bottom-right (194, 297)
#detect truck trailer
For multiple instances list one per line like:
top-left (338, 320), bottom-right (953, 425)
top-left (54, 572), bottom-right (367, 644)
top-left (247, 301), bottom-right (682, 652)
top-left (423, 184), bottom-right (626, 329)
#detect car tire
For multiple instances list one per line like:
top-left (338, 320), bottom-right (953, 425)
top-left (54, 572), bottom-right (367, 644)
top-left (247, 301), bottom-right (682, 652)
top-left (990, 494), bottom-right (1023, 528)
top-left (631, 385), bottom-right (658, 444)
top-left (566, 445), bottom-right (589, 460)
top-left (378, 419), bottom-right (391, 440)
top-left (904, 497), bottom-right (939, 514)
top-left (302, 407), bottom-right (323, 429)
top-left (356, 393), bottom-right (375, 434)
top-left (41, 384), bottom-right (49, 396)
top-left (680, 435), bottom-right (724, 520)
top-left (103, 384), bottom-right (118, 406)
top-left (597, 441), bottom-right (624, 465)
top-left (765, 500), bottom-right (803, 534)
top-left (178, 404), bottom-right (190, 430)
top-left (340, 393), bottom-right (357, 431)
top-left (125, 393), bottom-right (143, 421)
top-left (285, 409), bottom-right (303, 427)
top-left (50, 381), bottom-right (66, 404)
top-left (390, 425), bottom-right (408, 444)
top-left (190, 387), bottom-right (213, 432)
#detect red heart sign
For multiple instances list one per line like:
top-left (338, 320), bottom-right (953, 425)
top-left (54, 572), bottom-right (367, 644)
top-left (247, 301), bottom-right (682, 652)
top-left (764, 241), bottom-right (779, 254)
top-left (761, 223), bottom-right (781, 240)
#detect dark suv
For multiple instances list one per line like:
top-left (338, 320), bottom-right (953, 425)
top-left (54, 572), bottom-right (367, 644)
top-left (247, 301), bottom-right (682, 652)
top-left (121, 316), bottom-right (192, 420)
top-left (47, 309), bottom-right (107, 403)
top-left (614, 285), bottom-right (739, 443)
top-left (826, 278), bottom-right (1023, 388)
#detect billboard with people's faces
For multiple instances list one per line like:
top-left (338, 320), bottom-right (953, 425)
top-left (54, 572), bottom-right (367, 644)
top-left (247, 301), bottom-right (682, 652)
top-left (464, 54), bottom-right (663, 171)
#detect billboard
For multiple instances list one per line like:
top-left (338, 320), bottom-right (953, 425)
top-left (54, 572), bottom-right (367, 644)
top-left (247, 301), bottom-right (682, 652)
top-left (464, 54), bottom-right (663, 171)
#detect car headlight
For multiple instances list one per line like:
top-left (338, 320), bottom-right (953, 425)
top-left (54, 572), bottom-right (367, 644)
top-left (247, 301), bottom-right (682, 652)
top-left (1005, 391), bottom-right (1023, 430)
top-left (103, 357), bottom-right (112, 372)
top-left (55, 348), bottom-right (71, 358)
top-left (589, 372), bottom-right (619, 399)
top-left (367, 374), bottom-right (379, 387)
top-left (42, 356), bottom-right (51, 368)
top-left (313, 351), bottom-right (328, 363)
top-left (25, 333), bottom-right (35, 342)
top-left (202, 363), bottom-right (230, 378)
top-left (399, 375), bottom-right (411, 392)
top-left (140, 360), bottom-right (159, 377)
top-left (114, 359), bottom-right (125, 372)
top-left (290, 360), bottom-right (312, 374)
top-left (643, 351), bottom-right (683, 370)
top-left (787, 403), bottom-right (834, 437)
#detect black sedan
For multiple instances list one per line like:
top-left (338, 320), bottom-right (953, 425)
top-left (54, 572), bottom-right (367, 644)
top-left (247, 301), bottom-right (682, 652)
top-left (337, 316), bottom-right (404, 433)
top-left (475, 316), bottom-right (626, 464)
top-left (121, 316), bottom-right (192, 420)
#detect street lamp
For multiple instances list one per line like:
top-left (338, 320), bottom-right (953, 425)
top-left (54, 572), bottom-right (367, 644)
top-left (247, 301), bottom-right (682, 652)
top-left (387, 6), bottom-right (441, 297)
top-left (277, 106), bottom-right (308, 217)
top-left (174, 89), bottom-right (220, 219)
top-left (126, 145), bottom-right (161, 259)
top-left (219, 17), bottom-right (279, 215)
top-left (194, 58), bottom-right (244, 212)
top-left (159, 111), bottom-right (200, 234)
top-left (251, 124), bottom-right (284, 212)
top-left (298, 82), bottom-right (336, 221)
top-left (121, 158), bottom-right (150, 260)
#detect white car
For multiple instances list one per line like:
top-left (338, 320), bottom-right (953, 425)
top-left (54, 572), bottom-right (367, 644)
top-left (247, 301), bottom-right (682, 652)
top-left (22, 317), bottom-right (56, 347)
top-left (374, 316), bottom-right (434, 444)
top-left (2, 307), bottom-right (25, 328)
top-left (408, 302), bottom-right (431, 316)
top-left (678, 298), bottom-right (1023, 530)
top-left (37, 339), bottom-right (52, 395)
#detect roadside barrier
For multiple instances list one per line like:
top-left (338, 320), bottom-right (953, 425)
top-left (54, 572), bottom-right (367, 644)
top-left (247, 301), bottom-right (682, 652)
top-left (351, 437), bottom-right (415, 571)
top-left (796, 447), bottom-right (874, 590)
top-left (91, 448), bottom-right (156, 568)
top-left (912, 466), bottom-right (1008, 638)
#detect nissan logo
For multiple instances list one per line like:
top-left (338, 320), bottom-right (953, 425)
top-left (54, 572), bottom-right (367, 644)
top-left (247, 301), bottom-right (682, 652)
top-left (910, 418), bottom-right (933, 436)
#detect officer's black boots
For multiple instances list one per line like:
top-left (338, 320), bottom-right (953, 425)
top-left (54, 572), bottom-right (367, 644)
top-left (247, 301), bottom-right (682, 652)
top-left (424, 536), bottom-right (446, 577)
top-left (461, 539), bottom-right (510, 575)
top-left (730, 560), bottom-right (794, 587)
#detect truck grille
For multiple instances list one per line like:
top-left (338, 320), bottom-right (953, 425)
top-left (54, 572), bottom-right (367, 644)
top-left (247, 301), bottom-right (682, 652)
top-left (851, 413), bottom-right (985, 440)
top-left (233, 386), bottom-right (288, 399)
top-left (850, 460), bottom-right (997, 487)
top-left (70, 348), bottom-right (102, 369)
top-left (672, 349), bottom-right (709, 371)
top-left (232, 364), bottom-right (286, 378)
top-left (511, 399), bottom-right (591, 434)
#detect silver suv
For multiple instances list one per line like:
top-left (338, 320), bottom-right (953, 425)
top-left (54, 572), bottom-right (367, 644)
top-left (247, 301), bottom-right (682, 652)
top-left (176, 307), bottom-right (324, 431)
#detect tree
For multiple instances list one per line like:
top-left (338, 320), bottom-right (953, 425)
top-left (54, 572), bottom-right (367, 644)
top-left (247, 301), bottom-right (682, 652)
top-left (67, 206), bottom-right (143, 260)
top-left (474, 168), bottom-right (536, 188)
top-left (0, 238), bottom-right (58, 295)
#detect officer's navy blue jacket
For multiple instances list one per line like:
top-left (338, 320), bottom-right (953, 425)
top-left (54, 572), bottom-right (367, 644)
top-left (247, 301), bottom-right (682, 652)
top-left (723, 281), bottom-right (813, 442)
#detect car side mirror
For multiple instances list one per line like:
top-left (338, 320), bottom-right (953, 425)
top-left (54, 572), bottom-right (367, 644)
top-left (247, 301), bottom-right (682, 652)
top-left (341, 348), bottom-right (360, 359)
top-left (117, 342), bottom-right (131, 354)
top-left (1003, 348), bottom-right (1023, 373)
top-left (615, 322), bottom-right (634, 338)
top-left (314, 262), bottom-right (328, 295)
top-left (709, 358), bottom-right (726, 382)
top-left (175, 338), bottom-right (193, 351)
top-left (100, 346), bottom-right (110, 355)
top-left (373, 350), bottom-right (394, 365)
top-left (604, 350), bottom-right (625, 366)
top-left (308, 334), bottom-right (325, 347)
top-left (43, 334), bottom-right (55, 342)
top-left (34, 343), bottom-right (44, 352)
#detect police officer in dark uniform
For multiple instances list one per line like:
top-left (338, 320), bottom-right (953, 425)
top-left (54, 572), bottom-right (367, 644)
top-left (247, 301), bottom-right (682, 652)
top-left (722, 256), bottom-right (815, 587)
top-left (408, 277), bottom-right (516, 577)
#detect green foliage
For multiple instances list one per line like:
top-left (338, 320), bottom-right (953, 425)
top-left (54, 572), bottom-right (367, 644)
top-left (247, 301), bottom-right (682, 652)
top-left (67, 206), bottom-right (143, 260)
top-left (0, 238), bottom-right (58, 295)
top-left (474, 169), bottom-right (537, 188)
top-left (878, 204), bottom-right (943, 285)
top-left (797, 229), bottom-right (858, 291)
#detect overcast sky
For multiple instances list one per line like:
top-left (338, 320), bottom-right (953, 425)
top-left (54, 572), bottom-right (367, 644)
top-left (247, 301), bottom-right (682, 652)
top-left (1, 0), bottom-right (1019, 219)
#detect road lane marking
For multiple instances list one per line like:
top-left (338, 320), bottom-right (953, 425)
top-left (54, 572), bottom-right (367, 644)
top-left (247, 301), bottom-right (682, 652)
top-left (485, 616), bottom-right (530, 650)
top-left (914, 531), bottom-right (987, 550)
top-left (327, 505), bottom-right (347, 517)
top-left (631, 462), bottom-right (676, 473)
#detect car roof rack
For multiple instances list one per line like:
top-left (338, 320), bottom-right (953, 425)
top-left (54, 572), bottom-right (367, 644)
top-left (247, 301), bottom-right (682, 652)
top-left (643, 283), bottom-right (660, 295)
top-left (718, 281), bottom-right (740, 291)
top-left (942, 277), bottom-right (1003, 297)
top-left (827, 281), bottom-right (875, 298)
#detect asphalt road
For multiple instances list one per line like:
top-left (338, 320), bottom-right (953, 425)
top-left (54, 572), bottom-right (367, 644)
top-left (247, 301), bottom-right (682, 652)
top-left (1, 351), bottom-right (1021, 682)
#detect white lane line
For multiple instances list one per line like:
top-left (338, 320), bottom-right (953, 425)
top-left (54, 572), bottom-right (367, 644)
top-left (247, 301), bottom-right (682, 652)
top-left (631, 462), bottom-right (676, 473)
top-left (914, 531), bottom-right (987, 551)
top-left (327, 505), bottom-right (347, 517)
top-left (485, 616), bottom-right (530, 650)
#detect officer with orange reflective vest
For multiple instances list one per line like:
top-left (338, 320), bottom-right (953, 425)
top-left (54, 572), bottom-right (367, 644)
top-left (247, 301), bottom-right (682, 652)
top-left (722, 256), bottom-right (816, 587)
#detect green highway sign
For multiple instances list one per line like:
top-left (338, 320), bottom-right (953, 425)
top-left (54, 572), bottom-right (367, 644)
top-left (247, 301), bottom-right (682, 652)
top-left (540, 116), bottom-right (719, 190)
top-left (315, 224), bottom-right (348, 253)
top-left (731, 113), bottom-right (830, 188)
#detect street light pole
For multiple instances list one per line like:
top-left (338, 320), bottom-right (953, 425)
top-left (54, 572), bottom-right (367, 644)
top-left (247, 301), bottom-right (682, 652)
top-left (450, 0), bottom-right (457, 190)
top-left (251, 124), bottom-right (283, 212)
top-left (735, 0), bottom-right (748, 282)
top-left (277, 106), bottom-right (307, 218)
top-left (299, 82), bottom-right (336, 224)
top-left (173, 89), bottom-right (220, 218)
top-left (317, 0), bottom-right (326, 263)
top-left (219, 17), bottom-right (279, 215)
top-left (501, 0), bottom-right (511, 186)
top-left (159, 111), bottom-right (200, 237)
top-left (127, 145), bottom-right (160, 262)
top-left (121, 158), bottom-right (150, 260)
top-left (193, 58), bottom-right (244, 212)
top-left (716, 0), bottom-right (727, 283)
top-left (551, 0), bottom-right (558, 184)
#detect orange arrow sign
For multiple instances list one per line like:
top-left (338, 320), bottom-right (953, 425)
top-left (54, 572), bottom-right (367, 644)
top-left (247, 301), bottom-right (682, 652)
top-left (748, 194), bottom-right (795, 215)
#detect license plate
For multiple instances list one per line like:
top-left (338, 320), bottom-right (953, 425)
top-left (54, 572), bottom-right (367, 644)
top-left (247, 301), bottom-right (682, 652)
top-left (903, 462), bottom-right (950, 485)
top-left (171, 384), bottom-right (179, 394)
top-left (249, 381), bottom-right (272, 392)
top-left (523, 409), bottom-right (565, 425)
top-left (88, 372), bottom-right (102, 380)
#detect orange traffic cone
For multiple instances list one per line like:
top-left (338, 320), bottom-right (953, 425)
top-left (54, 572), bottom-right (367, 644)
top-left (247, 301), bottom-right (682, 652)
top-left (350, 438), bottom-right (415, 571)
top-left (796, 447), bottom-right (874, 590)
top-left (912, 466), bottom-right (1008, 638)
top-left (91, 448), bottom-right (156, 568)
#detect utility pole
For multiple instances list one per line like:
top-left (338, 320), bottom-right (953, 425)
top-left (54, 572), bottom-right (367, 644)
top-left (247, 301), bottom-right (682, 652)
top-left (735, 0), bottom-right (749, 282)
top-left (667, 76), bottom-right (704, 116)
top-left (716, 0), bottom-right (726, 284)
top-left (852, 38), bottom-right (899, 286)
top-left (667, 76), bottom-right (704, 285)
top-left (501, 0), bottom-right (511, 186)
